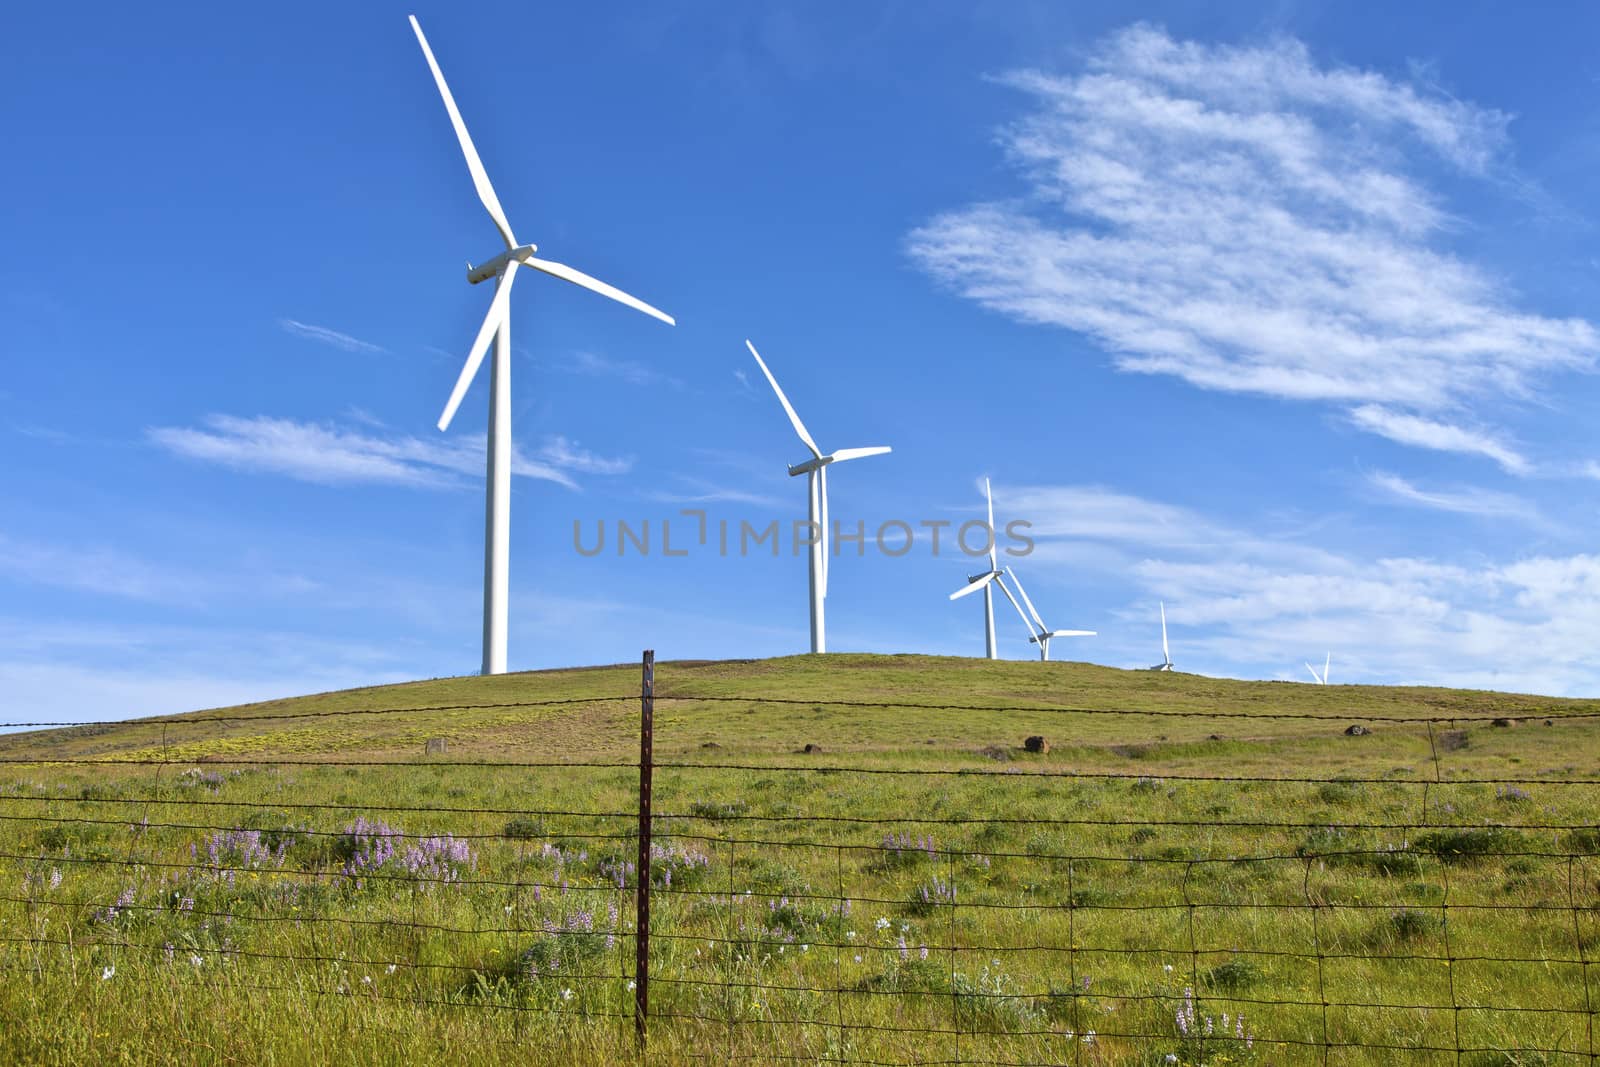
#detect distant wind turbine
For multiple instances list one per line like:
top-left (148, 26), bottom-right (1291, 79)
top-left (408, 16), bottom-right (675, 675)
top-left (1002, 567), bottom-right (1095, 661)
top-left (1149, 602), bottom-right (1174, 671)
top-left (1306, 653), bottom-right (1330, 685)
top-left (949, 479), bottom-right (1006, 659)
top-left (746, 339), bottom-right (891, 654)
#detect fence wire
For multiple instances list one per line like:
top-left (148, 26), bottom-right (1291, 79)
top-left (0, 669), bottom-right (1594, 1064)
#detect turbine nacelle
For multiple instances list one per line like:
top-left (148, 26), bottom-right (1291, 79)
top-left (467, 244), bottom-right (540, 285)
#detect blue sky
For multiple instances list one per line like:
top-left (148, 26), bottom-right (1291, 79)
top-left (5, 1), bottom-right (1600, 720)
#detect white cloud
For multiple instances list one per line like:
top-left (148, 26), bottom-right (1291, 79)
top-left (537, 435), bottom-right (634, 476)
top-left (148, 416), bottom-right (634, 490)
top-left (1008, 479), bottom-right (1600, 694)
top-left (279, 319), bottom-right (386, 354)
top-left (1348, 406), bottom-right (1529, 474)
top-left (1366, 470), bottom-right (1542, 524)
top-left (909, 26), bottom-right (1597, 469)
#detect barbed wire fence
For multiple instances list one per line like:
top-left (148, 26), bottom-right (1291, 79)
top-left (0, 651), bottom-right (1594, 1063)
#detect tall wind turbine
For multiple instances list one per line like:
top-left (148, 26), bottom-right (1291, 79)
top-left (949, 479), bottom-right (1005, 659)
top-left (1003, 566), bottom-right (1095, 662)
top-left (1149, 602), bottom-right (1175, 671)
top-left (1305, 653), bottom-right (1330, 685)
top-left (408, 16), bottom-right (674, 675)
top-left (746, 340), bottom-right (891, 654)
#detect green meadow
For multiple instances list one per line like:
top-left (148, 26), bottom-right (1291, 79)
top-left (0, 654), bottom-right (1595, 1065)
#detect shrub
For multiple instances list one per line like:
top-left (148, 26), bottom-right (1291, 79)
top-left (502, 817), bottom-right (544, 840)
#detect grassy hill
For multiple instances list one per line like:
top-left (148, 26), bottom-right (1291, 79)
top-left (0, 655), bottom-right (1595, 1064)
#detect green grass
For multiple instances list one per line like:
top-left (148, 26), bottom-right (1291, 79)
top-left (0, 654), bottom-right (1595, 1065)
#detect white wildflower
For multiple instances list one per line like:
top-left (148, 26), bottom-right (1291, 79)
top-left (100, 965), bottom-right (114, 980)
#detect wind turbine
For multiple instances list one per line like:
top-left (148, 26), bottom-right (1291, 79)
top-left (1002, 566), bottom-right (1095, 661)
top-left (745, 340), bottom-right (891, 654)
top-left (1305, 653), bottom-right (1330, 685)
top-left (408, 16), bottom-right (674, 676)
top-left (1149, 602), bottom-right (1175, 671)
top-left (949, 479), bottom-right (1006, 659)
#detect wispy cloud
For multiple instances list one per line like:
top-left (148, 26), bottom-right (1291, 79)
top-left (536, 435), bottom-right (633, 476)
top-left (909, 26), bottom-right (1597, 471)
top-left (1347, 406), bottom-right (1530, 474)
top-left (0, 534), bottom-right (215, 604)
top-left (1009, 480), bottom-right (1600, 694)
top-left (148, 416), bottom-right (633, 491)
top-left (279, 319), bottom-right (386, 355)
top-left (645, 475), bottom-right (785, 510)
top-left (565, 351), bottom-right (682, 389)
top-left (1365, 470), bottom-right (1544, 524)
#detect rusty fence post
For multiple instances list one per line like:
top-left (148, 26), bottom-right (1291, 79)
top-left (635, 650), bottom-right (655, 1047)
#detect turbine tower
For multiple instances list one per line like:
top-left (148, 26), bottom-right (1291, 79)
top-left (746, 340), bottom-right (891, 654)
top-left (1003, 566), bottom-right (1095, 661)
top-left (1305, 653), bottom-right (1330, 684)
top-left (1149, 602), bottom-right (1174, 671)
top-left (408, 16), bottom-right (674, 675)
top-left (949, 479), bottom-right (1005, 659)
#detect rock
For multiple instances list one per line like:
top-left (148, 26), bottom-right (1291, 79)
top-left (1545, 719), bottom-right (1553, 726)
top-left (424, 737), bottom-right (447, 755)
top-left (1207, 734), bottom-right (1223, 742)
top-left (1024, 736), bottom-right (1050, 754)
top-left (1491, 717), bottom-right (1518, 728)
top-left (700, 741), bottom-right (722, 749)
top-left (1344, 724), bottom-right (1371, 737)
top-left (979, 745), bottom-right (1013, 762)
top-left (801, 742), bottom-right (823, 754)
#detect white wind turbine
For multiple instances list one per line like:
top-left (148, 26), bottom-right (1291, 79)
top-left (408, 16), bottom-right (674, 676)
top-left (1002, 566), bottom-right (1095, 662)
top-left (1149, 602), bottom-right (1175, 671)
top-left (948, 478), bottom-right (1008, 660)
top-left (1305, 653), bottom-right (1330, 685)
top-left (746, 339), bottom-right (891, 654)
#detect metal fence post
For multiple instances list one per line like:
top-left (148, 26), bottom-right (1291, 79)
top-left (635, 650), bottom-right (655, 1047)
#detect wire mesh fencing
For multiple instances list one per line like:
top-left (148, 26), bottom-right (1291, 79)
top-left (0, 656), bottom-right (1596, 1064)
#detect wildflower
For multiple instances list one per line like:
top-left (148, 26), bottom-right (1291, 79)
top-left (875, 917), bottom-right (891, 931)
top-left (1082, 1030), bottom-right (1095, 1044)
top-left (386, 963), bottom-right (397, 974)
top-left (1163, 964), bottom-right (1173, 973)
top-left (190, 955), bottom-right (204, 967)
top-left (101, 965), bottom-right (115, 980)
top-left (1165, 1056), bottom-right (1178, 1064)
top-left (854, 954), bottom-right (863, 963)
top-left (49, 868), bottom-right (61, 890)
top-left (560, 988), bottom-right (574, 1002)
top-left (846, 930), bottom-right (856, 940)
top-left (361, 975), bottom-right (372, 985)
top-left (627, 980), bottom-right (636, 991)
top-left (801, 944), bottom-right (810, 953)
top-left (920, 946), bottom-right (929, 960)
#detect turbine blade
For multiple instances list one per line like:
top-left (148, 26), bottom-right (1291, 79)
top-left (745, 340), bottom-right (821, 458)
top-left (995, 576), bottom-right (1036, 637)
top-left (1005, 566), bottom-right (1048, 632)
top-left (819, 464), bottom-right (830, 598)
top-left (1050, 630), bottom-right (1095, 637)
top-left (519, 255), bottom-right (675, 326)
top-left (1160, 601), bottom-right (1170, 664)
top-left (408, 16), bottom-right (517, 250)
top-left (828, 446), bottom-right (892, 463)
top-left (1305, 662), bottom-right (1322, 684)
top-left (948, 573), bottom-right (994, 601)
top-left (1324, 652), bottom-right (1331, 685)
top-left (985, 478), bottom-right (997, 570)
top-left (437, 266), bottom-right (517, 431)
